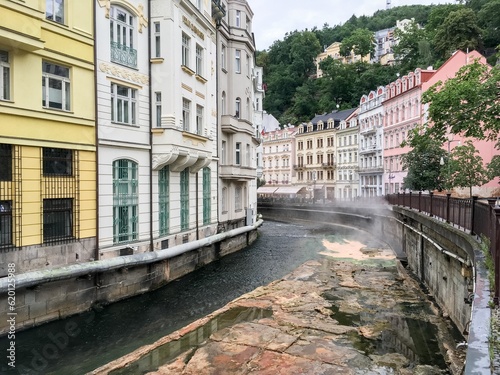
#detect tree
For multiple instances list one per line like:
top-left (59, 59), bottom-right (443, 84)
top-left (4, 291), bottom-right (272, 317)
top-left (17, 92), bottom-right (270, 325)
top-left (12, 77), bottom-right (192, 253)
top-left (393, 20), bottom-right (434, 72)
top-left (447, 141), bottom-right (490, 197)
top-left (339, 28), bottom-right (374, 58)
top-left (433, 8), bottom-right (483, 58)
top-left (422, 60), bottom-right (500, 146)
top-left (401, 127), bottom-right (447, 191)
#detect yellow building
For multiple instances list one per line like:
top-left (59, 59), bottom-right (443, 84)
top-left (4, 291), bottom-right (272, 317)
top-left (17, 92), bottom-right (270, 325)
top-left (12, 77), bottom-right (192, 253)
top-left (315, 42), bottom-right (370, 78)
top-left (0, 0), bottom-right (96, 275)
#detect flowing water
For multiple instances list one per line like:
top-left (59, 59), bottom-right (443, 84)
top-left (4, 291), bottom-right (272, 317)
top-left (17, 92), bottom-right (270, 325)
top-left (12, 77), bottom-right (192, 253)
top-left (0, 220), bottom-right (458, 374)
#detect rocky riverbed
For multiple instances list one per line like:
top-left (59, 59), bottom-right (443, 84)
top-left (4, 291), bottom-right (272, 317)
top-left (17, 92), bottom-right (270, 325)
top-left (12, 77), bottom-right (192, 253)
top-left (91, 238), bottom-right (466, 375)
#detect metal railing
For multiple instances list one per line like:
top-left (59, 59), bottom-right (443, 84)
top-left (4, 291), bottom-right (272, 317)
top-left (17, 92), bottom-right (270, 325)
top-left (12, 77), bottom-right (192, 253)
top-left (110, 42), bottom-right (137, 68)
top-left (387, 192), bottom-right (500, 304)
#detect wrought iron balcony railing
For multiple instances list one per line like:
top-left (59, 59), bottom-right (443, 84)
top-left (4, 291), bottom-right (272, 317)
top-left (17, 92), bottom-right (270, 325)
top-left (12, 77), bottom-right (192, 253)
top-left (111, 42), bottom-right (137, 68)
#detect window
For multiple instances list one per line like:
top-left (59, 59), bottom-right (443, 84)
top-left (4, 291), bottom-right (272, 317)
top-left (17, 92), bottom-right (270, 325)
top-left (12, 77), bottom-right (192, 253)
top-left (196, 105), bottom-right (203, 135)
top-left (235, 50), bottom-right (241, 73)
top-left (182, 33), bottom-right (190, 67)
top-left (221, 187), bottom-right (227, 213)
top-left (221, 45), bottom-right (226, 70)
top-left (43, 148), bottom-right (72, 176)
top-left (0, 201), bottom-right (12, 248)
top-left (46, 0), bottom-right (64, 23)
top-left (110, 6), bottom-right (137, 68)
top-left (246, 54), bottom-right (250, 76)
top-left (180, 169), bottom-right (189, 231)
top-left (42, 61), bottom-right (70, 111)
top-left (155, 92), bottom-right (162, 127)
top-left (235, 97), bottom-right (241, 118)
top-left (221, 140), bottom-right (226, 164)
top-left (154, 22), bottom-right (161, 58)
top-left (246, 144), bottom-right (250, 166)
top-left (235, 142), bottom-right (241, 165)
top-left (203, 167), bottom-right (211, 225)
top-left (195, 44), bottom-right (203, 76)
top-left (0, 144), bottom-right (12, 181)
top-left (255, 98), bottom-right (259, 111)
top-left (221, 91), bottom-right (226, 114)
top-left (182, 98), bottom-right (191, 131)
top-left (158, 166), bottom-right (169, 236)
top-left (113, 159), bottom-right (138, 243)
top-left (111, 83), bottom-right (136, 125)
top-left (0, 51), bottom-right (10, 101)
top-left (235, 10), bottom-right (241, 27)
top-left (235, 185), bottom-right (242, 211)
top-left (43, 198), bottom-right (73, 243)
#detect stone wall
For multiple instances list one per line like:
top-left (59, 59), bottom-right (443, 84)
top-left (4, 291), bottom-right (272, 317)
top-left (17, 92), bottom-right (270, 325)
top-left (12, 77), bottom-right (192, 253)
top-left (0, 228), bottom-right (259, 335)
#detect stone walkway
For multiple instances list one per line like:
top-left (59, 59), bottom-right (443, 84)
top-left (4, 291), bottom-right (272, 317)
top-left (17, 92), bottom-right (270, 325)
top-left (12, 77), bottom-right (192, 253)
top-left (91, 242), bottom-right (466, 375)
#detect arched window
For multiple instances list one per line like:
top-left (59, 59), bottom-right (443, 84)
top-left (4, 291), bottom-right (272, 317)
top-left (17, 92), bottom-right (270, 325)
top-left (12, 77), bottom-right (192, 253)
top-left (110, 6), bottom-right (137, 68)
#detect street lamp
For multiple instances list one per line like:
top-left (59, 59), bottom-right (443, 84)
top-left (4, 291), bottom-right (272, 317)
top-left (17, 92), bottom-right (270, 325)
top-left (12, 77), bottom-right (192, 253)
top-left (312, 170), bottom-right (317, 204)
top-left (440, 134), bottom-right (460, 194)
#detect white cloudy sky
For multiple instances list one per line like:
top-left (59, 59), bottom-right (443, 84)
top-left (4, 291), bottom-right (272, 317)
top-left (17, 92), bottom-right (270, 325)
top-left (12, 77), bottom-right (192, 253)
top-left (249, 0), bottom-right (453, 50)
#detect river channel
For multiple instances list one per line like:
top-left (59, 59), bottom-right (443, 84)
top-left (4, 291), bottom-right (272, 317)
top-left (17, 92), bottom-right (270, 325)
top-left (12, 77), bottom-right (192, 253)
top-left (1, 220), bottom-right (462, 374)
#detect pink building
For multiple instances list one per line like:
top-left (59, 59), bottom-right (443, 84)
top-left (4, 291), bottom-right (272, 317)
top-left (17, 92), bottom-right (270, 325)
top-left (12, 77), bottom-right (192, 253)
top-left (383, 68), bottom-right (435, 194)
top-left (421, 50), bottom-right (499, 197)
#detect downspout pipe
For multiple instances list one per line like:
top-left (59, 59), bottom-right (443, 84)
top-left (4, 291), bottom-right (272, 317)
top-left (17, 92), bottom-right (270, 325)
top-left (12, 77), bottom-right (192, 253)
top-left (0, 220), bottom-right (263, 293)
top-left (148, 0), bottom-right (154, 251)
top-left (93, 0), bottom-right (100, 262)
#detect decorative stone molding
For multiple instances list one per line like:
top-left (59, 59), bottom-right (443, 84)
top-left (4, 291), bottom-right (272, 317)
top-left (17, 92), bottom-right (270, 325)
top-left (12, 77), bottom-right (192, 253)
top-left (97, 0), bottom-right (148, 33)
top-left (99, 62), bottom-right (149, 85)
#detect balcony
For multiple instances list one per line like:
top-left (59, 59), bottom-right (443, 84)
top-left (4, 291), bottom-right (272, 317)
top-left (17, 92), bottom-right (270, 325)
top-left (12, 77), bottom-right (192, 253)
top-left (358, 166), bottom-right (384, 174)
top-left (220, 165), bottom-right (256, 181)
top-left (321, 163), bottom-right (336, 169)
top-left (359, 145), bottom-right (378, 155)
top-left (360, 126), bottom-right (377, 135)
top-left (221, 115), bottom-right (255, 137)
top-left (111, 41), bottom-right (137, 68)
top-left (293, 164), bottom-right (305, 170)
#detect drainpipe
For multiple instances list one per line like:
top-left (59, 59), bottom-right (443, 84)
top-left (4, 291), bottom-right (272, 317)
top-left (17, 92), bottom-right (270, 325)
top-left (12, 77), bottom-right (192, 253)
top-left (148, 0), bottom-right (154, 251)
top-left (196, 171), bottom-right (199, 240)
top-left (93, 0), bottom-right (99, 263)
top-left (215, 19), bottom-right (220, 230)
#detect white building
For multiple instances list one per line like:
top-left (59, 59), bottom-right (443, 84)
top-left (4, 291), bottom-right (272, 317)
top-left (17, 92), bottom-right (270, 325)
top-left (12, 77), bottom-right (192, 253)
top-left (217, 0), bottom-right (260, 229)
top-left (149, 0), bottom-right (219, 245)
top-left (95, 0), bottom-right (152, 256)
top-left (336, 109), bottom-right (360, 200)
top-left (358, 87), bottom-right (385, 197)
top-left (254, 66), bottom-right (265, 179)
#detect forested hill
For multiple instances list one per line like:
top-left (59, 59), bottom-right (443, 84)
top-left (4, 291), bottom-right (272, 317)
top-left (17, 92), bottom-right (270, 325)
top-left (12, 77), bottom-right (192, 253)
top-left (256, 1), bottom-right (500, 126)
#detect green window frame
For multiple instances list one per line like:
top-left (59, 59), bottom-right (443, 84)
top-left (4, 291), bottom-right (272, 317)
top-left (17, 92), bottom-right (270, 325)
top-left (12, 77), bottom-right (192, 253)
top-left (180, 168), bottom-right (189, 231)
top-left (202, 167), bottom-right (211, 225)
top-left (158, 166), bottom-right (170, 236)
top-left (113, 159), bottom-right (138, 243)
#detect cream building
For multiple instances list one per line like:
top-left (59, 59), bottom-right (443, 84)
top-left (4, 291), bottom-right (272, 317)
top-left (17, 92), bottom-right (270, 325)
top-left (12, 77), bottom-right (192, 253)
top-left (217, 0), bottom-right (260, 229)
top-left (0, 0), bottom-right (96, 275)
top-left (336, 109), bottom-right (360, 199)
top-left (294, 109), bottom-right (357, 201)
top-left (260, 127), bottom-right (298, 196)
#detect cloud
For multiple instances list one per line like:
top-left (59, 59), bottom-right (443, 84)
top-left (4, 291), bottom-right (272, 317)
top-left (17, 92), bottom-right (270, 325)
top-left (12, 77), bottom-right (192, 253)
top-left (249, 0), bottom-right (452, 50)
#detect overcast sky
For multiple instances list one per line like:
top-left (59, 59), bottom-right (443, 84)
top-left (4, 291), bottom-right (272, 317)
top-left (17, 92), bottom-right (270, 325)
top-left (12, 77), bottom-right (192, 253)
top-left (249, 0), bottom-right (453, 50)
